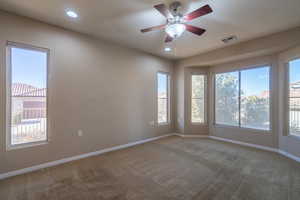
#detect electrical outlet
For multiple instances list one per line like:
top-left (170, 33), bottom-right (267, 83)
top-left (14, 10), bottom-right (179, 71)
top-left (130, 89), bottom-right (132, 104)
top-left (77, 130), bottom-right (83, 137)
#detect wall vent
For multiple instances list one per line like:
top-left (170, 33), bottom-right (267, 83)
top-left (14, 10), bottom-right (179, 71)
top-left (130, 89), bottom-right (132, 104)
top-left (222, 35), bottom-right (237, 44)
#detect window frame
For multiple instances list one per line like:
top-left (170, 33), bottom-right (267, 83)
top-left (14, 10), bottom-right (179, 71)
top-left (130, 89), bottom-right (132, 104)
top-left (190, 73), bottom-right (207, 125)
top-left (213, 65), bottom-right (272, 132)
top-left (285, 56), bottom-right (300, 138)
top-left (156, 71), bottom-right (170, 126)
top-left (6, 41), bottom-right (50, 150)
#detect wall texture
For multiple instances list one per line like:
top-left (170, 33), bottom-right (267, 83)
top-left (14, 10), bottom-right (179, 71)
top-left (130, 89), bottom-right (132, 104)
top-left (0, 11), bottom-right (174, 174)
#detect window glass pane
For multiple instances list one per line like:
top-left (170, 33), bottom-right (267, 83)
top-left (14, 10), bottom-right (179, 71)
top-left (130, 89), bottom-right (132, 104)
top-left (10, 47), bottom-right (47, 145)
top-left (158, 98), bottom-right (167, 123)
top-left (191, 75), bottom-right (205, 123)
top-left (240, 67), bottom-right (270, 130)
top-left (157, 73), bottom-right (167, 98)
top-left (157, 73), bottom-right (168, 123)
top-left (192, 75), bottom-right (204, 98)
top-left (289, 58), bottom-right (300, 136)
top-left (192, 99), bottom-right (204, 123)
top-left (215, 72), bottom-right (239, 126)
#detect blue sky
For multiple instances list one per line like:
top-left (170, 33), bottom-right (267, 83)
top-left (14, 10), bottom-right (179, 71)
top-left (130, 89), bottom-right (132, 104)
top-left (241, 66), bottom-right (269, 96)
top-left (158, 73), bottom-right (167, 94)
top-left (290, 58), bottom-right (300, 84)
top-left (11, 47), bottom-right (47, 88)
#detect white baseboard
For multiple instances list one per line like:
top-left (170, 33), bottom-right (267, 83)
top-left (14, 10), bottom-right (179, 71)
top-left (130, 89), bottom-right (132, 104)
top-left (0, 134), bottom-right (174, 180)
top-left (209, 136), bottom-right (278, 153)
top-left (176, 134), bottom-right (209, 138)
top-left (174, 134), bottom-right (300, 163)
top-left (278, 150), bottom-right (300, 163)
top-left (1, 133), bottom-right (299, 180)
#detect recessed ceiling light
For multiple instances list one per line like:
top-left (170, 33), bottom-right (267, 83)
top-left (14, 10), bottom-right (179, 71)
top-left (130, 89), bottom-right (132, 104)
top-left (66, 10), bottom-right (78, 18)
top-left (164, 47), bottom-right (172, 52)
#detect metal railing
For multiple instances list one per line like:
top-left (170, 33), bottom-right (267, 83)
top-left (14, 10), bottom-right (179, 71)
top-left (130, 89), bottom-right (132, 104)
top-left (289, 98), bottom-right (300, 136)
top-left (11, 108), bottom-right (47, 145)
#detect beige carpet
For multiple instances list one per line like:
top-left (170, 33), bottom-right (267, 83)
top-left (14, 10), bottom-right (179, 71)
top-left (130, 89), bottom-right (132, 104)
top-left (0, 136), bottom-right (300, 200)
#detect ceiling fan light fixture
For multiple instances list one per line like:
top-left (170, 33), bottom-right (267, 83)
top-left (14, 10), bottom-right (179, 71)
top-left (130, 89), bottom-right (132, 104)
top-left (66, 10), bottom-right (78, 18)
top-left (164, 47), bottom-right (172, 52)
top-left (165, 23), bottom-right (186, 38)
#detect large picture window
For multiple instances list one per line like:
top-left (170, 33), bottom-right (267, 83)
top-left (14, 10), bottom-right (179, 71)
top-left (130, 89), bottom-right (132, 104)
top-left (215, 66), bottom-right (270, 130)
top-left (191, 74), bottom-right (206, 123)
top-left (288, 58), bottom-right (300, 136)
top-left (157, 72), bottom-right (169, 124)
top-left (7, 43), bottom-right (48, 147)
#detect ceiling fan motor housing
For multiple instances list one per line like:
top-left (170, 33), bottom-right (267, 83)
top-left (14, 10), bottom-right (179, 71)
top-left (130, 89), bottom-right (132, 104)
top-left (169, 1), bottom-right (182, 16)
top-left (140, 2), bottom-right (212, 43)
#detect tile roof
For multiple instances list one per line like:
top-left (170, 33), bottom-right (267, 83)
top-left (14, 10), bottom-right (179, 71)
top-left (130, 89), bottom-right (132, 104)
top-left (12, 83), bottom-right (46, 97)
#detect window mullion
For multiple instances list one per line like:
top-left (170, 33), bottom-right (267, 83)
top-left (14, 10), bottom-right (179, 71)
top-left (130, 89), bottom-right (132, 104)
top-left (238, 71), bottom-right (241, 127)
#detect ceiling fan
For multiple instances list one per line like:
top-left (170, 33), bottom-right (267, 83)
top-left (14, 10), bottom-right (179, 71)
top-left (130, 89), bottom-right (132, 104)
top-left (141, 1), bottom-right (213, 43)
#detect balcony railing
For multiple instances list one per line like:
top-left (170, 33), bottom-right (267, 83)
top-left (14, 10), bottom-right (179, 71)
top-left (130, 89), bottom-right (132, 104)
top-left (289, 98), bottom-right (300, 136)
top-left (11, 108), bottom-right (47, 145)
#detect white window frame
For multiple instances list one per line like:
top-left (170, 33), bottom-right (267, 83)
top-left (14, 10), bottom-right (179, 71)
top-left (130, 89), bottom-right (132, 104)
top-left (157, 71), bottom-right (170, 125)
top-left (190, 73), bottom-right (207, 125)
top-left (214, 65), bottom-right (272, 132)
top-left (6, 41), bottom-right (50, 150)
top-left (285, 56), bottom-right (300, 138)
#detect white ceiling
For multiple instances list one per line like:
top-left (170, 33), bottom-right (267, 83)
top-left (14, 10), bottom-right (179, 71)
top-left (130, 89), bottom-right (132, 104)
top-left (0, 0), bottom-right (300, 59)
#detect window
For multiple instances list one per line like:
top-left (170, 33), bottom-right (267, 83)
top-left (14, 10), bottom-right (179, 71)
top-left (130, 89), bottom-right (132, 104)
top-left (288, 58), bottom-right (300, 136)
top-left (191, 74), bottom-right (206, 123)
top-left (157, 72), bottom-right (169, 124)
top-left (215, 72), bottom-right (239, 126)
top-left (7, 43), bottom-right (48, 147)
top-left (215, 66), bottom-right (270, 130)
top-left (241, 67), bottom-right (270, 130)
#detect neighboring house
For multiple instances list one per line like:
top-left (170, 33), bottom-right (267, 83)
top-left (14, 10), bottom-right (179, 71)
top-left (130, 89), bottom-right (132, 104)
top-left (259, 90), bottom-right (269, 99)
top-left (290, 81), bottom-right (300, 109)
top-left (12, 83), bottom-right (46, 123)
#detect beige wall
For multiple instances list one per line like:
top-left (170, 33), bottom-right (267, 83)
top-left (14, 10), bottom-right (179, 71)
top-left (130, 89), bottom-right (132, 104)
top-left (0, 11), bottom-right (174, 174)
top-left (177, 27), bottom-right (300, 67)
top-left (174, 66), bottom-right (185, 133)
top-left (175, 27), bottom-right (300, 155)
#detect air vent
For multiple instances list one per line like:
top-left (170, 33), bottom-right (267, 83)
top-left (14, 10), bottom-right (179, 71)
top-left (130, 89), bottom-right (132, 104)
top-left (222, 35), bottom-right (237, 44)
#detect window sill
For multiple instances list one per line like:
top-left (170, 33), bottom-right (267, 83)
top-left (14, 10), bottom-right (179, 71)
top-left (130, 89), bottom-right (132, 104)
top-left (287, 134), bottom-right (300, 141)
top-left (6, 140), bottom-right (48, 151)
top-left (191, 122), bottom-right (207, 126)
top-left (158, 122), bottom-right (170, 126)
top-left (214, 124), bottom-right (271, 134)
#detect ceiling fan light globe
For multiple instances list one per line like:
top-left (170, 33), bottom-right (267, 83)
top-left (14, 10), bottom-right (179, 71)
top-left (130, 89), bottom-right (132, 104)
top-left (165, 23), bottom-right (186, 38)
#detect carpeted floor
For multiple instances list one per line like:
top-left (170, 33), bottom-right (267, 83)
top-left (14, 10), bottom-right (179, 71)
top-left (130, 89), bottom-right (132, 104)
top-left (0, 136), bottom-right (300, 200)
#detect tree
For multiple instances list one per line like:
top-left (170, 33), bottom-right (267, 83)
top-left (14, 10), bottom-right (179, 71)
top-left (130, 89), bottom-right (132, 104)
top-left (241, 95), bottom-right (269, 128)
top-left (191, 75), bottom-right (205, 122)
top-left (215, 73), bottom-right (239, 125)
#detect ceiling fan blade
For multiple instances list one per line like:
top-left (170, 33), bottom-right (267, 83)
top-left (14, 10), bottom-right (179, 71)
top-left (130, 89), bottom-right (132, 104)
top-left (184, 5), bottom-right (213, 21)
top-left (141, 24), bottom-right (166, 33)
top-left (185, 24), bottom-right (206, 36)
top-left (154, 4), bottom-right (173, 19)
top-left (165, 35), bottom-right (173, 43)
